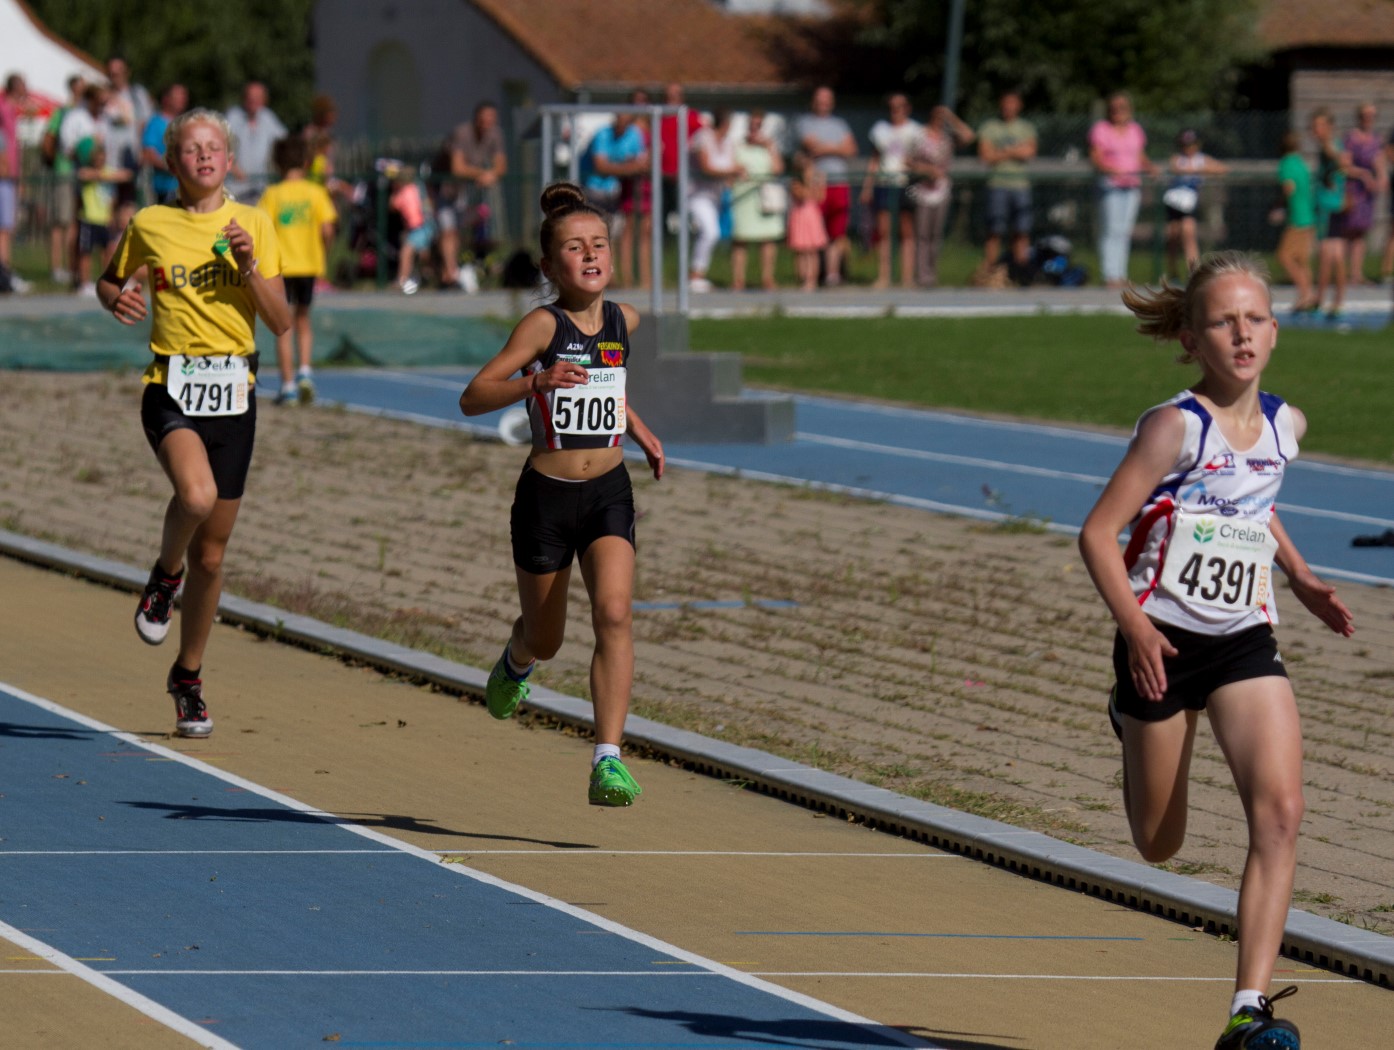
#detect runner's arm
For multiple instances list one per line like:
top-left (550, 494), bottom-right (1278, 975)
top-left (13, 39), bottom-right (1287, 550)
top-left (625, 407), bottom-right (663, 480)
top-left (1269, 513), bottom-right (1354, 636)
top-left (96, 244), bottom-right (147, 325)
top-left (1078, 407), bottom-right (1186, 700)
top-left (460, 309), bottom-right (582, 415)
top-left (223, 217), bottom-right (291, 336)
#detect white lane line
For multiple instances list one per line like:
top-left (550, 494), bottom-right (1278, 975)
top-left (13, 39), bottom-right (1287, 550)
top-left (435, 850), bottom-right (955, 858)
top-left (0, 919), bottom-right (239, 1049)
top-left (749, 972), bottom-right (1353, 983)
top-left (796, 434), bottom-right (1394, 527)
top-left (797, 432), bottom-right (1110, 484)
top-left (2, 849), bottom-right (951, 859)
top-left (44, 969), bottom-right (721, 977)
top-left (341, 370), bottom-right (471, 392)
top-left (326, 369), bottom-right (1394, 485)
top-left (1, 968), bottom-right (1352, 985)
top-left (0, 682), bottom-right (935, 1050)
top-left (664, 455), bottom-right (1077, 530)
top-left (1, 849), bottom-right (398, 856)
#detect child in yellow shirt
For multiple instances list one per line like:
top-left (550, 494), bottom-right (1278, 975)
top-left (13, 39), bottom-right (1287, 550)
top-left (96, 108), bottom-right (290, 739)
top-left (258, 136), bottom-right (338, 403)
top-left (73, 137), bottom-right (132, 295)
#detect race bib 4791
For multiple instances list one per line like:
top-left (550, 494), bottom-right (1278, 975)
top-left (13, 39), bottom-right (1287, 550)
top-left (166, 354), bottom-right (250, 417)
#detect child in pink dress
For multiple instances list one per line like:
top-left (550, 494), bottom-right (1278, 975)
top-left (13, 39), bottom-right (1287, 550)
top-left (787, 154), bottom-right (828, 291)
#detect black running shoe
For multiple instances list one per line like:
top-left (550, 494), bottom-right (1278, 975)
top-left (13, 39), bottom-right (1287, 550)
top-left (167, 667), bottom-right (213, 738)
top-left (1215, 987), bottom-right (1300, 1050)
top-left (135, 563), bottom-right (183, 645)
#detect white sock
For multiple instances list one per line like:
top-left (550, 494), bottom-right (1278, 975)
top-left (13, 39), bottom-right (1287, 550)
top-left (504, 645), bottom-right (533, 679)
top-left (298, 366), bottom-right (313, 379)
top-left (592, 743), bottom-right (621, 768)
top-left (1231, 989), bottom-right (1264, 1017)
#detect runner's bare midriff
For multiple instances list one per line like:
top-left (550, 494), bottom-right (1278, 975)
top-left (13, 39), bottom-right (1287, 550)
top-left (529, 445), bottom-right (624, 480)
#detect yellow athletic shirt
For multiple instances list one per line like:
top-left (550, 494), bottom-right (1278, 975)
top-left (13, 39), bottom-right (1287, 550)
top-left (108, 200), bottom-right (283, 384)
top-left (258, 177), bottom-right (337, 278)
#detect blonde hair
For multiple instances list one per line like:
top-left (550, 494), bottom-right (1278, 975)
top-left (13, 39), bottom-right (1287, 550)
top-left (165, 108), bottom-right (237, 202)
top-left (1121, 251), bottom-right (1272, 363)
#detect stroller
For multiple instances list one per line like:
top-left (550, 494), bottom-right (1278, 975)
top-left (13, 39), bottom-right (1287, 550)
top-left (336, 159), bottom-right (409, 286)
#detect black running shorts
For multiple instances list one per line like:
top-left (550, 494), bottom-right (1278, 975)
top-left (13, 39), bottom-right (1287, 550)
top-left (510, 461), bottom-right (635, 575)
top-left (141, 381), bottom-right (257, 501)
top-left (283, 275), bottom-right (316, 308)
top-left (1111, 621), bottom-right (1288, 724)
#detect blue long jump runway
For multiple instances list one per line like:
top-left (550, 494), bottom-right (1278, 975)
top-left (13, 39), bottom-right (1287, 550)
top-left (308, 368), bottom-right (1394, 588)
top-left (0, 683), bottom-right (928, 1049)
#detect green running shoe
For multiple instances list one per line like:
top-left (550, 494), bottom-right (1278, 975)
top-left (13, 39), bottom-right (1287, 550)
top-left (588, 756), bottom-right (643, 807)
top-left (485, 653), bottom-right (529, 720)
top-left (1215, 987), bottom-right (1300, 1050)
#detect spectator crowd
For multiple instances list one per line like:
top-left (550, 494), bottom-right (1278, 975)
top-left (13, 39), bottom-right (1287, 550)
top-left (2, 62), bottom-right (1393, 301)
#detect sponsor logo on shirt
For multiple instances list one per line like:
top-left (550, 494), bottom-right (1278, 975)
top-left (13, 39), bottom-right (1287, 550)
top-left (599, 347), bottom-right (623, 367)
top-left (1202, 453), bottom-right (1236, 475)
top-left (1179, 481), bottom-right (1268, 518)
top-left (151, 260), bottom-right (243, 293)
top-left (1246, 457), bottom-right (1285, 476)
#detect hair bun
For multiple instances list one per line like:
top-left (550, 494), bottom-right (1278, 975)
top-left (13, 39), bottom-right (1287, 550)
top-left (540, 181), bottom-right (586, 218)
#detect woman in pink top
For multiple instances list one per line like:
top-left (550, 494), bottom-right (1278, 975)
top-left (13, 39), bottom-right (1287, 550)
top-left (1089, 92), bottom-right (1157, 287)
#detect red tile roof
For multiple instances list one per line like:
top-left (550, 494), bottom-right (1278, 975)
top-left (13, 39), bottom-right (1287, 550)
top-left (469, 0), bottom-right (793, 90)
top-left (1259, 0), bottom-right (1394, 49)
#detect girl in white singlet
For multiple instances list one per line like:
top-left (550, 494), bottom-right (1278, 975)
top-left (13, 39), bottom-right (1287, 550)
top-left (1079, 251), bottom-right (1353, 1050)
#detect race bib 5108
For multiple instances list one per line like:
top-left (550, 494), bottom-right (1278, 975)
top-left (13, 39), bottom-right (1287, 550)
top-left (551, 367), bottom-right (626, 437)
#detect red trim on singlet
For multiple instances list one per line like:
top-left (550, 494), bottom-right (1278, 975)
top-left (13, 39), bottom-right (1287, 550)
top-left (1125, 500), bottom-right (1174, 606)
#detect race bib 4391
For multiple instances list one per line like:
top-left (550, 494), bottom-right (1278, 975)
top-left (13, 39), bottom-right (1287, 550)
top-left (166, 354), bottom-right (250, 417)
top-left (1158, 510), bottom-right (1278, 611)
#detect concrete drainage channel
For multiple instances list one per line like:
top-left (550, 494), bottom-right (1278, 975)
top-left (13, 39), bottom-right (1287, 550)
top-left (4, 526), bottom-right (1392, 989)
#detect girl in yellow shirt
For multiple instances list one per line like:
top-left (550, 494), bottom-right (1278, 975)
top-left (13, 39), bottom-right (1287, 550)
top-left (97, 108), bottom-right (290, 738)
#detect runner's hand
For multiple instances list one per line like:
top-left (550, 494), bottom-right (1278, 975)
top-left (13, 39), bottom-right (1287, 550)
top-left (221, 218), bottom-right (256, 273)
top-left (1289, 570), bottom-right (1355, 636)
top-left (640, 434), bottom-right (664, 480)
top-left (1122, 621), bottom-right (1178, 702)
top-left (110, 280), bottom-right (147, 325)
top-left (531, 360), bottom-right (588, 394)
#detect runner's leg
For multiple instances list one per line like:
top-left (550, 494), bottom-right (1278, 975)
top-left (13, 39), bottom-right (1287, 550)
top-left (1208, 676), bottom-right (1304, 993)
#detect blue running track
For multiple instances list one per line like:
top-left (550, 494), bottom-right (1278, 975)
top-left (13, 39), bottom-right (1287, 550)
top-left (0, 683), bottom-right (928, 1049)
top-left (307, 368), bottom-right (1394, 589)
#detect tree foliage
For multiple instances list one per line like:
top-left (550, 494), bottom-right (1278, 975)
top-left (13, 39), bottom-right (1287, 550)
top-left (819, 0), bottom-right (1270, 115)
top-left (24, 0), bottom-right (316, 128)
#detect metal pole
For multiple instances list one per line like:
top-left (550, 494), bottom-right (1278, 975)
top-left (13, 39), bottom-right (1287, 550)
top-left (941, 0), bottom-right (967, 109)
top-left (649, 104), bottom-right (663, 316)
top-left (541, 112), bottom-right (554, 187)
top-left (677, 103), bottom-right (690, 316)
top-left (567, 114), bottom-right (581, 187)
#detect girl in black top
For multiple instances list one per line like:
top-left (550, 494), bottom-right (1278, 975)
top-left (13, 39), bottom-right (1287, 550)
top-left (461, 182), bottom-right (663, 806)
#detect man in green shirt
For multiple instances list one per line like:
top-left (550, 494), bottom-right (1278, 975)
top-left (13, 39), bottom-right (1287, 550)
top-left (977, 90), bottom-right (1037, 271)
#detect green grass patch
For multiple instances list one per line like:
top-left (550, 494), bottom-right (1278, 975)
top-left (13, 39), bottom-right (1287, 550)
top-left (691, 314), bottom-right (1394, 464)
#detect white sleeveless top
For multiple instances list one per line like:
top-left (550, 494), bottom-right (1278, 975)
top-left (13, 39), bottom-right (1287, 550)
top-left (1124, 390), bottom-right (1297, 634)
